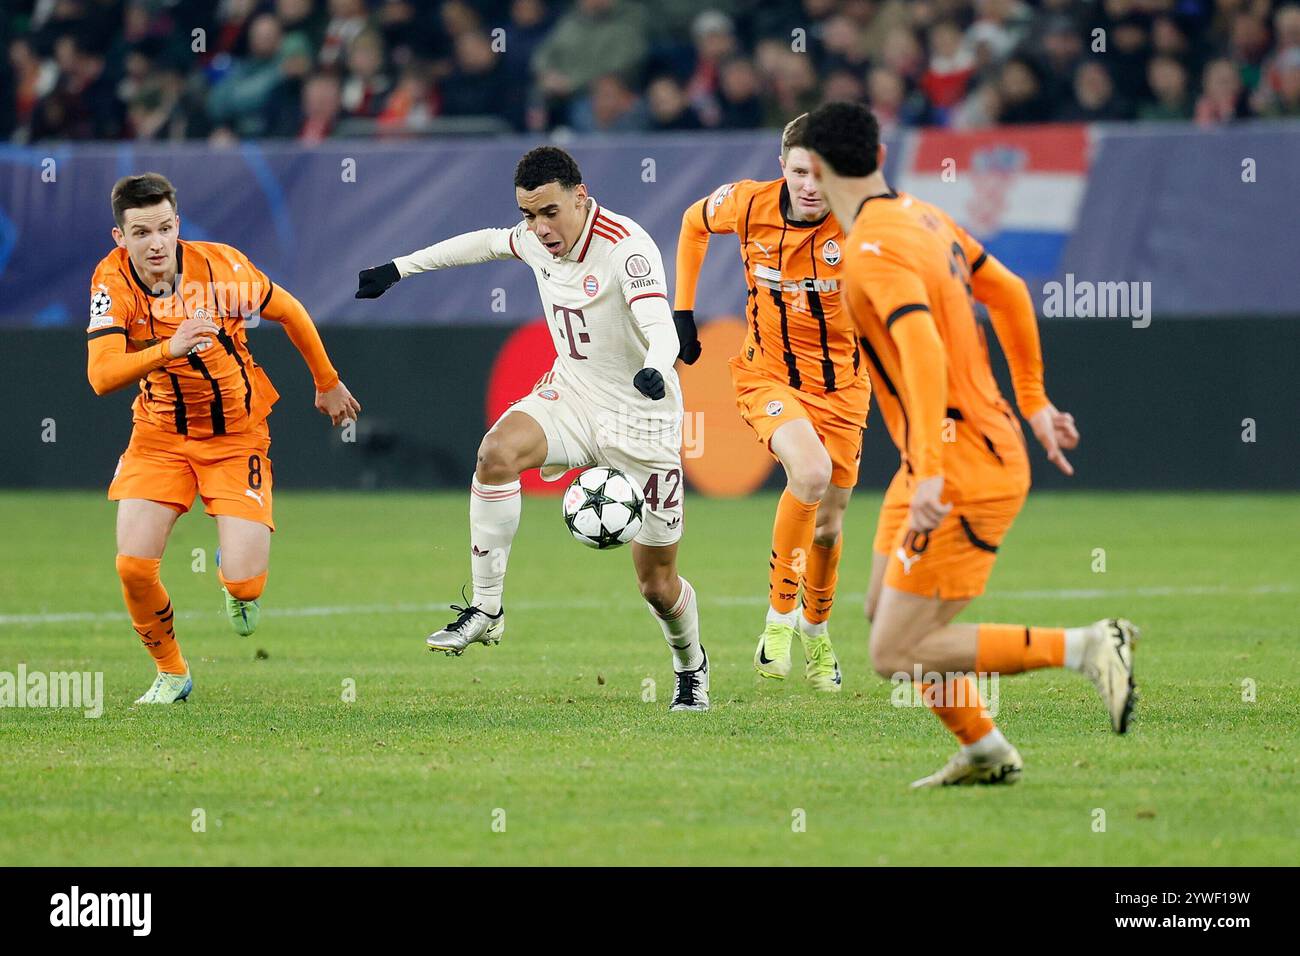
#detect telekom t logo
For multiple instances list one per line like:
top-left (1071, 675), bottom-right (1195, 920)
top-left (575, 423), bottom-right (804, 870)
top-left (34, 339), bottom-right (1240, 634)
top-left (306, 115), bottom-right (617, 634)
top-left (554, 305), bottom-right (590, 360)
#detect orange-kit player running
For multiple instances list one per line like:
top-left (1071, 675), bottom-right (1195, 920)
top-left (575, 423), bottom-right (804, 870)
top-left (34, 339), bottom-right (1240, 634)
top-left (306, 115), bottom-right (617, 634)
top-left (802, 103), bottom-right (1138, 786)
top-left (674, 114), bottom-right (871, 693)
top-left (86, 173), bottom-right (360, 704)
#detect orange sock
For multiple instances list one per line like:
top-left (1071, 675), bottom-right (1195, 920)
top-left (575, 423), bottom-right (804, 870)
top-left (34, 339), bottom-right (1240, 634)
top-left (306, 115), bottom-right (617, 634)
top-left (220, 569), bottom-right (267, 601)
top-left (801, 536), bottom-right (841, 624)
top-left (975, 623), bottom-right (1066, 674)
top-left (769, 489), bottom-right (818, 614)
top-left (918, 676), bottom-right (995, 745)
top-left (116, 555), bottom-right (185, 674)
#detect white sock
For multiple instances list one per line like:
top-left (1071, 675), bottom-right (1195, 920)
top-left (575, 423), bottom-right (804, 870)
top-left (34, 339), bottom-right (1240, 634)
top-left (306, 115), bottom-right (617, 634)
top-left (1064, 625), bottom-right (1091, 671)
top-left (800, 611), bottom-right (827, 637)
top-left (468, 476), bottom-right (521, 616)
top-left (766, 604), bottom-right (798, 627)
top-left (963, 726), bottom-right (1010, 759)
top-left (650, 577), bottom-right (702, 672)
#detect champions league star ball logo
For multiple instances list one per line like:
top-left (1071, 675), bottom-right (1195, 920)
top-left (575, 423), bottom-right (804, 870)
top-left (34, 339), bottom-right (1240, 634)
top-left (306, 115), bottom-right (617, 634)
top-left (90, 286), bottom-right (112, 317)
top-left (822, 239), bottom-right (841, 265)
top-left (583, 275), bottom-right (599, 297)
top-left (562, 466), bottom-right (645, 550)
top-left (88, 285), bottom-right (115, 330)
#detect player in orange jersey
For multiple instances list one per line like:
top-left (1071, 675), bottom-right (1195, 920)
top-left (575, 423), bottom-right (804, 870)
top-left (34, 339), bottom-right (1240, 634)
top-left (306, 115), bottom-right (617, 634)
top-left (674, 115), bottom-right (871, 693)
top-left (802, 102), bottom-right (1138, 785)
top-left (86, 173), bottom-right (360, 704)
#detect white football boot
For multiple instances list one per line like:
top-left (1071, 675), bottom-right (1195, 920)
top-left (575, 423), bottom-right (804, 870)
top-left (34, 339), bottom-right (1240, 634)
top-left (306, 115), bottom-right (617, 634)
top-left (426, 601), bottom-right (505, 656)
top-left (670, 647), bottom-right (710, 712)
top-left (911, 741), bottom-right (1024, 789)
top-left (1080, 618), bottom-right (1139, 733)
top-left (134, 667), bottom-right (193, 704)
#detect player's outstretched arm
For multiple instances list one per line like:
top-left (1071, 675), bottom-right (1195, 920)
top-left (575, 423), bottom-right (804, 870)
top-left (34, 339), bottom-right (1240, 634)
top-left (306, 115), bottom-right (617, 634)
top-left (969, 251), bottom-right (1079, 474)
top-left (260, 284), bottom-right (361, 426)
top-left (969, 251), bottom-right (1047, 418)
top-left (86, 314), bottom-right (217, 396)
top-left (355, 227), bottom-right (521, 299)
top-left (671, 197), bottom-right (719, 365)
top-left (670, 184), bottom-right (745, 365)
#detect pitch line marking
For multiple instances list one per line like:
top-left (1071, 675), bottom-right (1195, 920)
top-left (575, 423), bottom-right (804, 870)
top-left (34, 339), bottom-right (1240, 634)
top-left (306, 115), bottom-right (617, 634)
top-left (0, 583), bottom-right (1293, 627)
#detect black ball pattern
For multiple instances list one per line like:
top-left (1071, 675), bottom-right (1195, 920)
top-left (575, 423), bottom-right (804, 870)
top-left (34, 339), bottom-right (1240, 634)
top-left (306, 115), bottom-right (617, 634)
top-left (563, 468), bottom-right (644, 549)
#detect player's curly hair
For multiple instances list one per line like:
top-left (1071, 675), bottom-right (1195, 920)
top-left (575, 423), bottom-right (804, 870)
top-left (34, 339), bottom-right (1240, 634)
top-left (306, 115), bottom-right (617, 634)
top-left (514, 146), bottom-right (583, 191)
top-left (111, 172), bottom-right (177, 228)
top-left (802, 102), bottom-right (882, 177)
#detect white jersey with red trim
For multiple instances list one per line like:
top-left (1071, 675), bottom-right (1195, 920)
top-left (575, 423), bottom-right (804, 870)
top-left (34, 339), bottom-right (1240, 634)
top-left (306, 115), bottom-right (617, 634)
top-left (390, 197), bottom-right (678, 419)
top-left (501, 198), bottom-right (679, 417)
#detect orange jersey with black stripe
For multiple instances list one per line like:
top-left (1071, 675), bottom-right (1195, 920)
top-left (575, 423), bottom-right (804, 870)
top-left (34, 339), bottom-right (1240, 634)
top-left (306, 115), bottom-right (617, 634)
top-left (842, 191), bottom-right (1049, 502)
top-left (677, 178), bottom-right (862, 393)
top-left (87, 240), bottom-right (336, 438)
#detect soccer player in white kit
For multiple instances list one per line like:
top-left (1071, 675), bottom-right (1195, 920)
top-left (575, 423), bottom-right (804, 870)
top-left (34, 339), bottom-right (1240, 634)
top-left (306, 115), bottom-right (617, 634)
top-left (355, 147), bottom-right (708, 711)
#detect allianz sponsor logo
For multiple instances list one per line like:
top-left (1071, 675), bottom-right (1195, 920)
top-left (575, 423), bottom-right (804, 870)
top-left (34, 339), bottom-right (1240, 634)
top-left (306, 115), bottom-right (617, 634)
top-left (1041, 273), bottom-right (1152, 328)
top-left (751, 264), bottom-right (838, 294)
top-left (0, 664), bottom-right (103, 718)
top-left (50, 886), bottom-right (152, 936)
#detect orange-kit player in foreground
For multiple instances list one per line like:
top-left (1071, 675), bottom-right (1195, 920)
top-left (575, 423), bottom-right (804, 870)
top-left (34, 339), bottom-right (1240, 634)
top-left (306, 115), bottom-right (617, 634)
top-left (87, 173), bottom-right (360, 704)
top-left (801, 103), bottom-right (1138, 786)
top-left (674, 114), bottom-right (870, 693)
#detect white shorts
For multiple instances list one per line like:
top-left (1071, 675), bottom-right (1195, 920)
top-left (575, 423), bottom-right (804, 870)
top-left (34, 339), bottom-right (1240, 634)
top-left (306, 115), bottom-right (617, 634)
top-left (498, 379), bottom-right (684, 547)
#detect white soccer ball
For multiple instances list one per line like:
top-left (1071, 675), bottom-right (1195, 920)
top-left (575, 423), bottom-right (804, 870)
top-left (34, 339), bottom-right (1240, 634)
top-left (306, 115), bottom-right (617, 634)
top-left (561, 466), bottom-right (645, 549)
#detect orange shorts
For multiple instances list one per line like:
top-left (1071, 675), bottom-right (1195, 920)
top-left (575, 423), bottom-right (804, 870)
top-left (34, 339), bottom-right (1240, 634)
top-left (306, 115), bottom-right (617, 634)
top-left (729, 356), bottom-right (871, 488)
top-left (873, 469), bottom-right (1025, 601)
top-left (108, 417), bottom-right (275, 529)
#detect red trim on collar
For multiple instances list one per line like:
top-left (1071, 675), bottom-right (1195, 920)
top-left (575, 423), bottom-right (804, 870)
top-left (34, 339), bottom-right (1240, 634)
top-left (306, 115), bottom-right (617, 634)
top-left (574, 201), bottom-right (600, 263)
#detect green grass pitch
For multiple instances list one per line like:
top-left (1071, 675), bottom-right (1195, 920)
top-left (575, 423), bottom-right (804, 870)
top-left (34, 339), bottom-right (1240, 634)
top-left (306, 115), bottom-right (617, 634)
top-left (1, 489), bottom-right (1296, 865)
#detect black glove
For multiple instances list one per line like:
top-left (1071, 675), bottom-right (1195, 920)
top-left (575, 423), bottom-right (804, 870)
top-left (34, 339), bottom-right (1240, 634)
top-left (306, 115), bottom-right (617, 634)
top-left (356, 262), bottom-right (400, 299)
top-left (672, 309), bottom-right (702, 365)
top-left (633, 367), bottom-right (666, 400)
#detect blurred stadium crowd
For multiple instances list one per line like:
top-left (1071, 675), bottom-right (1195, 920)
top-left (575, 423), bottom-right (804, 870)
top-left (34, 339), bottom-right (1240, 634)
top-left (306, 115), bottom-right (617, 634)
top-left (5, 0), bottom-right (1300, 144)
